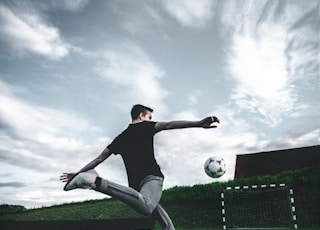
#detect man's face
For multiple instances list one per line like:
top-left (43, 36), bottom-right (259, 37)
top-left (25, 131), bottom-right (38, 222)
top-left (140, 111), bottom-right (152, 121)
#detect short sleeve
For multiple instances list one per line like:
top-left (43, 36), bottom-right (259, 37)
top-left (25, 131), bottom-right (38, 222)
top-left (107, 121), bottom-right (156, 155)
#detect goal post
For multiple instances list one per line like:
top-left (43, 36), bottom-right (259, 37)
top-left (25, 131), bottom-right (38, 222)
top-left (221, 183), bottom-right (298, 229)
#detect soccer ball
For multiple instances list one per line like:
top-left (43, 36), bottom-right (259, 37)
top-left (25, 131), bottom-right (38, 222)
top-left (204, 156), bottom-right (226, 178)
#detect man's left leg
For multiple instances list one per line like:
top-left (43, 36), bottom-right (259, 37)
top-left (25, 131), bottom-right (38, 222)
top-left (152, 203), bottom-right (175, 230)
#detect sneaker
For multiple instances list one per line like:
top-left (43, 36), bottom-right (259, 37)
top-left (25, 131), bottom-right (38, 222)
top-left (64, 169), bottom-right (99, 191)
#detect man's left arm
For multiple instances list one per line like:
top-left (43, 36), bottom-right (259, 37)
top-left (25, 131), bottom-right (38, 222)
top-left (155, 116), bottom-right (219, 132)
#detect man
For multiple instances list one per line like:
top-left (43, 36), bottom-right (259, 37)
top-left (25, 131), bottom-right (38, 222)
top-left (60, 104), bottom-right (220, 230)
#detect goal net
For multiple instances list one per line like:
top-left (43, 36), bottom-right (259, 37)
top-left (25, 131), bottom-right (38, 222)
top-left (221, 184), bottom-right (298, 229)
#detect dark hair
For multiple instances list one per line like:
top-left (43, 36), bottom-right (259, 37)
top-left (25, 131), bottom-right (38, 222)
top-left (131, 104), bottom-right (153, 120)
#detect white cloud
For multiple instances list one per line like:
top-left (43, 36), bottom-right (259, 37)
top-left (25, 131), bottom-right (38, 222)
top-left (227, 23), bottom-right (298, 126)
top-left (0, 95), bottom-right (100, 146)
top-left (163, 0), bottom-right (215, 27)
top-left (277, 129), bottom-right (320, 149)
top-left (0, 80), bottom-right (106, 172)
top-left (188, 90), bottom-right (202, 106)
top-left (0, 79), bottom-right (114, 207)
top-left (0, 3), bottom-right (69, 59)
top-left (60, 0), bottom-right (90, 12)
top-left (229, 25), bottom-right (288, 98)
top-left (95, 42), bottom-right (168, 115)
top-left (285, 2), bottom-right (319, 102)
top-left (221, 1), bottom-right (319, 127)
top-left (1, 181), bottom-right (106, 208)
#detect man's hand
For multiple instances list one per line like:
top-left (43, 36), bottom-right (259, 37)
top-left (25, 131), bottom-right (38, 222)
top-left (200, 116), bottom-right (220, 129)
top-left (60, 172), bottom-right (78, 183)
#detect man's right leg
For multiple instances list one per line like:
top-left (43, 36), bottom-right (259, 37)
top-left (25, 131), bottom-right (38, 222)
top-left (66, 172), bottom-right (174, 230)
top-left (94, 176), bottom-right (163, 216)
top-left (96, 178), bottom-right (175, 230)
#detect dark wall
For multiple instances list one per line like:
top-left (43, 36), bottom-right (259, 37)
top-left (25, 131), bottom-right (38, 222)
top-left (234, 145), bottom-right (320, 179)
top-left (0, 218), bottom-right (155, 230)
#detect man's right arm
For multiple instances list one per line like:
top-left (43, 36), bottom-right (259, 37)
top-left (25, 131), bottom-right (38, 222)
top-left (60, 147), bottom-right (112, 183)
top-left (77, 147), bottom-right (112, 173)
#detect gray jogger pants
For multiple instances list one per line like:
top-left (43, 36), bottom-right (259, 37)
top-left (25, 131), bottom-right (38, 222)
top-left (94, 175), bottom-right (175, 230)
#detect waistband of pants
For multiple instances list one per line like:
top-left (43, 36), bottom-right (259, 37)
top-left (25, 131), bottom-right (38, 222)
top-left (138, 175), bottom-right (164, 190)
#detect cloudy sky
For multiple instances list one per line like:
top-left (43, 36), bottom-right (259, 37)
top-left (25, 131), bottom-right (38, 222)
top-left (0, 0), bottom-right (319, 208)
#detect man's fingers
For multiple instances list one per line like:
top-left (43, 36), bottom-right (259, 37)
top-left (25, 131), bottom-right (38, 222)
top-left (60, 173), bottom-right (72, 182)
top-left (60, 172), bottom-right (78, 183)
top-left (60, 175), bottom-right (67, 179)
top-left (211, 116), bottom-right (220, 123)
top-left (60, 176), bottom-right (67, 182)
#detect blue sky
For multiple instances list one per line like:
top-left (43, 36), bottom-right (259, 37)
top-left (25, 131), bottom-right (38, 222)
top-left (0, 0), bottom-right (319, 208)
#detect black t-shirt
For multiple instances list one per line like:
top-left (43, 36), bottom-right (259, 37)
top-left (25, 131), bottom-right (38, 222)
top-left (107, 121), bottom-right (164, 190)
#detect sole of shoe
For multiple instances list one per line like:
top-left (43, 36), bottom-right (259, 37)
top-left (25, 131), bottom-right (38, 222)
top-left (63, 173), bottom-right (79, 191)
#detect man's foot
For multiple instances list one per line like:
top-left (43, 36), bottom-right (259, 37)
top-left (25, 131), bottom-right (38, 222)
top-left (64, 169), bottom-right (99, 191)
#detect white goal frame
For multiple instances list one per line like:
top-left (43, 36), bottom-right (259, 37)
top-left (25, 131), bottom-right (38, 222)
top-left (221, 183), bottom-right (298, 229)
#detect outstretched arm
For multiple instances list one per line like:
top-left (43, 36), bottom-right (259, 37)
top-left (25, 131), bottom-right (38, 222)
top-left (78, 147), bottom-right (112, 173)
top-left (155, 116), bottom-right (220, 132)
top-left (60, 147), bottom-right (112, 183)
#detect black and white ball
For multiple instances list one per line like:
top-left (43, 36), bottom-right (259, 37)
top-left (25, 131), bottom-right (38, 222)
top-left (204, 156), bottom-right (226, 178)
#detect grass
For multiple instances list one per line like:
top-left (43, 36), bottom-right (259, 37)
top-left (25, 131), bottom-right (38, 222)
top-left (0, 167), bottom-right (319, 229)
